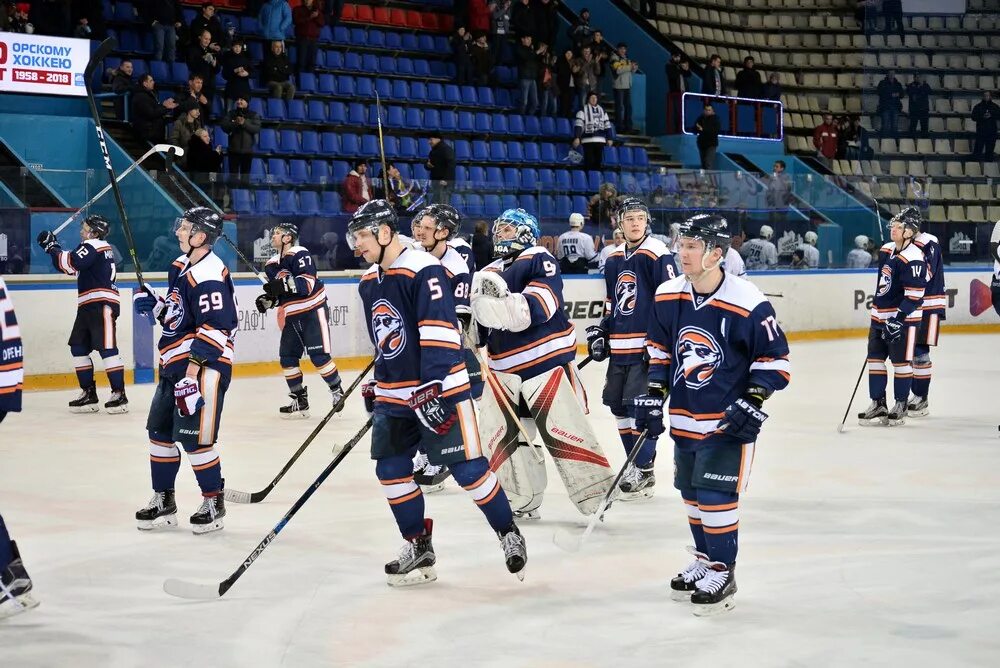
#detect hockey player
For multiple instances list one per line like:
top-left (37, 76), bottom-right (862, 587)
top-left (447, 232), bottom-right (477, 275)
top-left (858, 207), bottom-right (927, 426)
top-left (132, 207), bottom-right (237, 534)
top-left (36, 216), bottom-right (128, 413)
top-left (633, 213), bottom-right (790, 616)
top-left (0, 276), bottom-right (38, 619)
top-left (556, 213), bottom-right (597, 274)
top-left (408, 204), bottom-right (483, 492)
top-left (799, 230), bottom-right (820, 268)
top-left (992, 220), bottom-right (1000, 315)
top-left (847, 235), bottom-right (874, 268)
top-left (347, 199), bottom-right (526, 585)
top-left (597, 228), bottom-right (625, 273)
top-left (908, 209), bottom-right (945, 416)
top-left (586, 197), bottom-right (675, 500)
top-left (741, 224), bottom-right (777, 270)
top-left (723, 244), bottom-right (747, 277)
top-left (255, 222), bottom-right (344, 418)
top-left (471, 209), bottom-right (614, 519)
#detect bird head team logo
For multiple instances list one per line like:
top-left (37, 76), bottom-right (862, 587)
top-left (161, 290), bottom-right (185, 335)
top-left (876, 264), bottom-right (893, 297)
top-left (615, 271), bottom-right (638, 316)
top-left (371, 299), bottom-right (406, 360)
top-left (673, 326), bottom-right (724, 390)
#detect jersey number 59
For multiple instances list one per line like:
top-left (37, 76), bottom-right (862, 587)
top-left (198, 292), bottom-right (224, 313)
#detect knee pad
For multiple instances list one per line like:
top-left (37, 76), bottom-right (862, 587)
top-left (70, 345), bottom-right (91, 358)
top-left (450, 457), bottom-right (489, 487)
top-left (695, 487), bottom-right (739, 506)
top-left (279, 356), bottom-right (300, 369)
top-left (914, 351), bottom-right (931, 365)
top-left (309, 353), bottom-right (332, 367)
top-left (375, 454), bottom-right (414, 482)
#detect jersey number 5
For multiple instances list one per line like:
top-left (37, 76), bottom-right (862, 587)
top-left (760, 315), bottom-right (782, 342)
top-left (198, 292), bottom-right (224, 313)
top-left (427, 277), bottom-right (443, 300)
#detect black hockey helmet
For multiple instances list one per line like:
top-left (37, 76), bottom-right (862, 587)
top-left (83, 214), bottom-right (111, 239)
top-left (890, 206), bottom-right (921, 234)
top-left (273, 221), bottom-right (299, 241)
top-left (679, 213), bottom-right (731, 254)
top-left (412, 204), bottom-right (461, 239)
top-left (347, 198), bottom-right (397, 250)
top-left (177, 206), bottom-right (223, 243)
top-left (615, 196), bottom-right (650, 224)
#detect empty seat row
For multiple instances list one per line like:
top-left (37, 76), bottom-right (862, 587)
top-left (303, 75), bottom-right (507, 109)
top-left (339, 3), bottom-right (454, 33)
top-left (231, 189), bottom-right (341, 216)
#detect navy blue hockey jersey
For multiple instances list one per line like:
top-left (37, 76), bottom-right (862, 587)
top-left (912, 232), bottom-right (945, 320)
top-left (481, 246), bottom-right (576, 380)
top-left (646, 274), bottom-right (791, 448)
top-left (264, 245), bottom-right (326, 318)
top-left (602, 236), bottom-right (676, 365)
top-left (0, 277), bottom-right (23, 414)
top-left (157, 253), bottom-right (238, 378)
top-left (48, 238), bottom-right (119, 309)
top-left (871, 241), bottom-right (926, 327)
top-left (359, 249), bottom-right (470, 416)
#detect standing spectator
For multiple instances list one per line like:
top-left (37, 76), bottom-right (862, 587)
top-left (490, 0), bottom-right (512, 58)
top-left (292, 0), bottom-right (325, 74)
top-left (556, 49), bottom-right (576, 118)
top-left (588, 183), bottom-right (617, 229)
top-left (510, 0), bottom-right (536, 40)
top-left (610, 42), bottom-right (638, 133)
top-left (326, 0), bottom-right (344, 27)
top-left (761, 72), bottom-right (782, 100)
top-left (190, 3), bottom-right (226, 51)
top-left (855, 0), bottom-right (878, 35)
top-left (515, 34), bottom-right (541, 115)
top-left (876, 70), bottom-right (904, 136)
top-left (452, 26), bottom-right (474, 85)
top-left (469, 0), bottom-right (491, 35)
top-left (179, 74), bottom-right (211, 121)
top-left (170, 105), bottom-right (203, 162)
top-left (568, 7), bottom-right (594, 50)
top-left (470, 33), bottom-right (493, 86)
top-left (556, 213), bottom-right (597, 274)
top-left (258, 0), bottom-right (292, 42)
top-left (906, 74), bottom-right (931, 138)
top-left (735, 56), bottom-right (761, 99)
top-left (538, 47), bottom-right (559, 117)
top-left (342, 160), bottom-right (371, 214)
top-left (222, 40), bottom-right (253, 110)
top-left (764, 160), bottom-right (793, 216)
top-left (427, 135), bottom-right (456, 204)
top-left (536, 0), bottom-right (559, 50)
top-left (692, 102), bottom-right (720, 169)
top-left (385, 163), bottom-right (421, 212)
top-left (666, 53), bottom-right (693, 133)
top-left (262, 40), bottom-right (295, 100)
top-left (186, 127), bottom-right (224, 197)
top-left (72, 0), bottom-right (107, 40)
top-left (971, 91), bottom-right (1000, 161)
top-left (882, 0), bottom-right (904, 39)
top-left (472, 220), bottom-right (492, 269)
top-left (702, 54), bottom-right (725, 97)
top-left (111, 60), bottom-right (135, 121)
top-left (187, 30), bottom-right (219, 109)
top-left (813, 112), bottom-right (839, 165)
top-left (221, 96), bottom-right (261, 184)
top-left (836, 114), bottom-right (853, 159)
top-left (639, 0), bottom-right (655, 18)
top-left (590, 30), bottom-right (613, 82)
top-left (573, 91), bottom-right (614, 170)
top-left (572, 46), bottom-right (600, 112)
top-left (131, 74), bottom-right (179, 143)
top-left (139, 0), bottom-right (181, 63)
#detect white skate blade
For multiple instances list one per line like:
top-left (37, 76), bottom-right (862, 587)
top-left (618, 487), bottom-right (655, 502)
top-left (513, 566), bottom-right (525, 582)
top-left (104, 404), bottom-right (129, 414)
top-left (223, 488), bottom-right (252, 504)
top-left (69, 405), bottom-right (99, 414)
top-left (387, 566), bottom-right (437, 587)
top-left (137, 514), bottom-right (178, 531)
top-left (907, 408), bottom-right (928, 418)
top-left (191, 518), bottom-right (224, 535)
top-left (0, 593), bottom-right (40, 619)
top-left (692, 595), bottom-right (736, 616)
top-left (552, 528), bottom-right (583, 553)
top-left (513, 509), bottom-right (541, 521)
top-left (418, 482), bottom-right (446, 494)
top-left (279, 410), bottom-right (310, 420)
top-left (670, 589), bottom-right (693, 602)
top-left (163, 578), bottom-right (221, 600)
top-left (858, 417), bottom-right (888, 427)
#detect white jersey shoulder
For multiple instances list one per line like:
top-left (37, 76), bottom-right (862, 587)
top-left (284, 244), bottom-right (309, 255)
top-left (914, 232), bottom-right (939, 246)
top-left (724, 247), bottom-right (746, 276)
top-left (718, 273), bottom-right (769, 312)
top-left (83, 238), bottom-right (112, 253)
top-left (878, 241), bottom-right (895, 254)
top-left (899, 243), bottom-right (925, 263)
top-left (186, 252), bottom-right (228, 284)
top-left (440, 246), bottom-right (470, 277)
top-left (395, 247), bottom-right (441, 273)
top-left (519, 245), bottom-right (556, 262)
top-left (654, 274), bottom-right (689, 297)
top-left (448, 237), bottom-right (471, 250)
top-left (638, 235), bottom-right (670, 256)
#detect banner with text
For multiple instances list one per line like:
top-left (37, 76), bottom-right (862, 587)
top-left (0, 33), bottom-right (90, 97)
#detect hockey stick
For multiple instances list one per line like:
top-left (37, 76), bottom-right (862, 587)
top-left (471, 345), bottom-right (545, 464)
top-left (552, 429), bottom-right (650, 552)
top-left (373, 91), bottom-right (392, 203)
top-left (164, 418), bottom-right (373, 599)
top-left (84, 37), bottom-right (144, 285)
top-left (837, 358), bottom-right (867, 433)
top-left (577, 355), bottom-right (594, 370)
top-left (54, 144), bottom-right (183, 235)
top-left (763, 292), bottom-right (784, 298)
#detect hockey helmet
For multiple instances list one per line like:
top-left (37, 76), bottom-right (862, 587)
top-left (855, 234), bottom-right (870, 249)
top-left (890, 206), bottom-right (921, 234)
top-left (804, 230), bottom-right (818, 245)
top-left (273, 221), bottom-right (299, 241)
top-left (678, 213), bottom-right (732, 254)
top-left (568, 212), bottom-right (585, 228)
top-left (347, 199), bottom-right (397, 250)
top-left (176, 206), bottom-right (223, 243)
top-left (412, 204), bottom-right (461, 240)
top-left (759, 224), bottom-right (774, 240)
top-left (83, 214), bottom-right (111, 240)
top-left (492, 208), bottom-right (540, 259)
top-left (615, 196), bottom-right (650, 237)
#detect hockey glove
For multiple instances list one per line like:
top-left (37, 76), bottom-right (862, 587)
top-left (881, 317), bottom-right (904, 342)
top-left (174, 377), bottom-right (205, 417)
top-left (255, 292), bottom-right (276, 313)
top-left (407, 380), bottom-right (458, 435)
top-left (718, 394), bottom-right (769, 442)
top-left (263, 275), bottom-right (295, 299)
top-left (585, 324), bottom-right (610, 362)
top-left (329, 377), bottom-right (345, 409)
top-left (361, 380), bottom-right (377, 417)
top-left (133, 284), bottom-right (166, 325)
top-left (36, 230), bottom-right (59, 253)
top-left (633, 386), bottom-right (666, 438)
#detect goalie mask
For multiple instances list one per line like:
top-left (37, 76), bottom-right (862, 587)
top-left (492, 208), bottom-right (540, 260)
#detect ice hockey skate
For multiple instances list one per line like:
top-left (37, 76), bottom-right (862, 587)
top-left (669, 547), bottom-right (709, 601)
top-left (279, 388), bottom-right (309, 419)
top-left (135, 490), bottom-right (178, 531)
top-left (513, 508), bottom-right (541, 520)
top-left (104, 390), bottom-right (129, 414)
top-left (412, 452), bottom-right (450, 493)
top-left (618, 464), bottom-right (655, 501)
top-left (68, 385), bottom-right (99, 413)
top-left (691, 562), bottom-right (737, 616)
top-left (499, 523), bottom-right (527, 581)
top-left (887, 399), bottom-right (907, 426)
top-left (190, 493), bottom-right (225, 534)
top-left (385, 519), bottom-right (437, 587)
top-left (907, 395), bottom-right (929, 417)
top-left (0, 542), bottom-right (39, 619)
top-left (857, 398), bottom-right (888, 426)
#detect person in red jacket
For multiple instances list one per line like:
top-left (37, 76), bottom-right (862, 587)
top-left (469, 0), bottom-right (491, 34)
top-left (813, 112), bottom-right (839, 165)
top-left (342, 160), bottom-right (371, 214)
top-left (293, 0), bottom-right (325, 74)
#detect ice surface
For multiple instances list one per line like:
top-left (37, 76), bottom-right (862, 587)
top-left (1, 336), bottom-right (999, 667)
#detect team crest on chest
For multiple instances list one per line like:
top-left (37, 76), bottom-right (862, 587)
top-left (673, 326), bottom-right (724, 390)
top-left (162, 289), bottom-right (185, 336)
top-left (876, 263), bottom-right (893, 297)
top-left (615, 271), bottom-right (638, 315)
top-left (371, 299), bottom-right (407, 360)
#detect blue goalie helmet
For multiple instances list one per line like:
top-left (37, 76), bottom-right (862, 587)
top-left (492, 208), bottom-right (540, 259)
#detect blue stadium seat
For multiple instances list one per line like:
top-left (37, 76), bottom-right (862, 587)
top-left (522, 142), bottom-right (540, 163)
top-left (240, 16), bottom-right (258, 35)
top-left (298, 73), bottom-right (316, 94)
top-left (554, 195), bottom-right (572, 218)
top-left (402, 33), bottom-right (420, 51)
top-left (391, 80), bottom-right (408, 99)
top-left (467, 166), bottom-right (485, 190)
top-left (454, 165), bottom-right (468, 190)
top-left (355, 78), bottom-right (374, 97)
top-left (386, 105), bottom-right (404, 128)
top-left (409, 81), bottom-right (427, 101)
top-left (520, 168), bottom-right (538, 190)
top-left (308, 100), bottom-right (327, 122)
top-left (617, 146), bottom-right (633, 167)
top-left (460, 86), bottom-right (478, 106)
top-left (478, 87), bottom-right (495, 107)
top-left (539, 116), bottom-right (557, 137)
top-left (519, 195), bottom-right (538, 214)
top-left (368, 29), bottom-right (385, 48)
top-left (385, 31), bottom-right (402, 49)
top-left (319, 26), bottom-right (333, 43)
top-left (378, 56), bottom-right (396, 74)
top-left (258, 129), bottom-right (278, 153)
top-left (289, 159), bottom-right (309, 184)
top-left (249, 159), bottom-right (267, 185)
top-left (344, 52), bottom-right (362, 71)
top-left (278, 130), bottom-right (300, 154)
top-left (374, 78), bottom-right (391, 99)
top-left (331, 161), bottom-right (350, 182)
top-left (313, 50), bottom-right (326, 69)
top-left (449, 194), bottom-right (464, 211)
top-left (383, 136), bottom-right (399, 158)
top-left (418, 137), bottom-right (432, 157)
top-left (555, 118), bottom-right (572, 137)
top-left (349, 28), bottom-right (367, 46)
top-left (438, 110), bottom-right (456, 131)
top-left (491, 114), bottom-right (509, 135)
top-left (287, 99), bottom-right (306, 121)
top-left (398, 137), bottom-right (418, 159)
top-left (413, 59), bottom-right (431, 77)
top-left (150, 61), bottom-right (170, 85)
top-left (336, 75), bottom-right (355, 96)
top-left (465, 194), bottom-right (484, 216)
top-left (268, 159), bottom-right (290, 184)
top-left (318, 73), bottom-right (336, 94)
top-left (118, 29), bottom-right (140, 52)
top-left (536, 195), bottom-right (555, 218)
top-left (417, 34), bottom-right (435, 51)
top-left (505, 142), bottom-right (523, 162)
top-left (444, 85), bottom-right (461, 105)
top-left (571, 171), bottom-right (588, 193)
top-left (457, 111), bottom-right (474, 133)
top-left (428, 61), bottom-right (447, 78)
top-left (472, 141), bottom-right (490, 162)
top-left (310, 160), bottom-right (330, 185)
top-left (171, 62), bottom-right (189, 85)
top-left (474, 112), bottom-right (491, 134)
top-left (327, 102), bottom-right (346, 124)
top-left (253, 190), bottom-right (274, 214)
top-left (129, 59), bottom-right (148, 79)
top-left (396, 58), bottom-right (414, 76)
top-left (326, 51), bottom-right (343, 69)
top-left (538, 168), bottom-right (555, 189)
top-left (583, 171), bottom-right (600, 193)
top-left (213, 127), bottom-right (228, 150)
top-left (501, 195), bottom-right (518, 211)
top-left (602, 171), bottom-right (619, 188)
top-left (422, 108), bottom-right (439, 129)
top-left (340, 134), bottom-right (360, 156)
top-left (496, 88), bottom-right (512, 109)
top-left (572, 196), bottom-right (589, 215)
top-left (321, 132), bottom-right (339, 153)
top-left (483, 195), bottom-right (502, 217)
top-left (412, 164), bottom-right (429, 181)
top-left (249, 97), bottom-right (265, 117)
top-left (489, 141), bottom-right (507, 162)
top-left (248, 42), bottom-right (264, 62)
top-left (603, 146), bottom-right (619, 168)
top-left (554, 170), bottom-right (572, 192)
top-left (231, 189), bottom-right (252, 213)
top-left (301, 131), bottom-right (320, 154)
top-left (348, 102), bottom-right (366, 125)
top-left (524, 115), bottom-right (541, 137)
top-left (404, 107), bottom-right (423, 129)
top-left (426, 83), bottom-right (444, 103)
top-left (508, 114), bottom-right (525, 136)
top-left (484, 166), bottom-right (503, 191)
top-left (540, 143), bottom-right (557, 163)
top-left (362, 55), bottom-right (380, 74)
top-left (455, 140), bottom-right (472, 162)
top-left (434, 36), bottom-right (449, 52)
top-left (333, 26), bottom-right (350, 43)
top-left (633, 147), bottom-right (649, 167)
top-left (495, 65), bottom-right (515, 85)
top-left (321, 191), bottom-right (342, 215)
top-left (299, 191), bottom-right (321, 215)
top-left (503, 167), bottom-right (521, 191)
top-left (360, 135), bottom-right (379, 158)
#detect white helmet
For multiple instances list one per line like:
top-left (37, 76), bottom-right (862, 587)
top-left (804, 230), bottom-right (818, 245)
top-left (568, 212), bottom-right (585, 228)
top-left (855, 234), bottom-right (869, 249)
top-left (669, 222), bottom-right (681, 236)
top-left (759, 225), bottom-right (774, 240)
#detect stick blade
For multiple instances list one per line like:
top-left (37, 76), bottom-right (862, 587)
top-left (552, 528), bottom-right (583, 553)
top-left (163, 578), bottom-right (223, 600)
top-left (224, 488), bottom-right (253, 504)
top-left (85, 37), bottom-right (118, 80)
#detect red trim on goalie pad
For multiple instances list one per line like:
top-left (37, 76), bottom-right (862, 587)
top-left (531, 368), bottom-right (610, 468)
top-left (486, 375), bottom-right (521, 472)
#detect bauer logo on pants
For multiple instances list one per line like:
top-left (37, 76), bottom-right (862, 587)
top-left (371, 299), bottom-right (406, 360)
top-left (674, 326), bottom-right (724, 390)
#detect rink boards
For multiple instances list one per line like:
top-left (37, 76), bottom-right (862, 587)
top-left (5, 267), bottom-right (998, 387)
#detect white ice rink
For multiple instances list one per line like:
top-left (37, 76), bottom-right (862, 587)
top-left (1, 335), bottom-right (999, 667)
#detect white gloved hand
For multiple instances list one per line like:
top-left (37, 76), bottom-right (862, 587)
top-left (471, 293), bottom-right (532, 332)
top-left (471, 270), bottom-right (510, 299)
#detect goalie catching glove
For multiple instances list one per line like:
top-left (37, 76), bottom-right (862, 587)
top-left (407, 381), bottom-right (457, 435)
top-left (470, 271), bottom-right (530, 332)
top-left (717, 387), bottom-right (770, 442)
